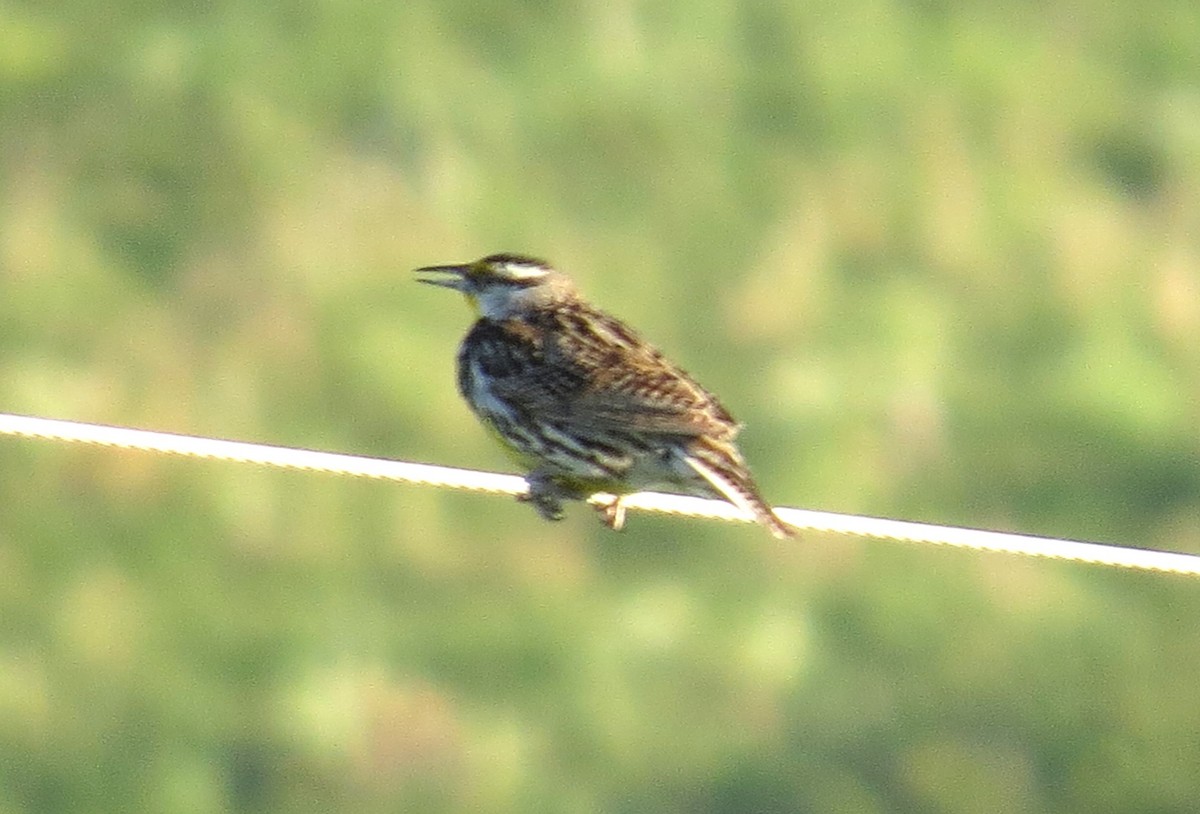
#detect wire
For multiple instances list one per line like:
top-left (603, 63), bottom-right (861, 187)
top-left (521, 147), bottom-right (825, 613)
top-left (2, 411), bottom-right (1197, 576)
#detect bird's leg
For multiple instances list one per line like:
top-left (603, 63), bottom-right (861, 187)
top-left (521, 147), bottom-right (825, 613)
top-left (519, 470), bottom-right (627, 530)
top-left (596, 495), bottom-right (627, 531)
top-left (517, 469), bottom-right (570, 522)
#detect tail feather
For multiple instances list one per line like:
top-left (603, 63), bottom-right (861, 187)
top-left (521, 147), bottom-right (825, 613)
top-left (682, 445), bottom-right (795, 539)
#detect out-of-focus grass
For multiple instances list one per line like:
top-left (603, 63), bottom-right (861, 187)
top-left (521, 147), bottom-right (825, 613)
top-left (2, 1), bottom-right (1199, 811)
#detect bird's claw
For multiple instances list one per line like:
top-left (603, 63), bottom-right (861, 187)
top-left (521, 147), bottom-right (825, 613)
top-left (521, 472), bottom-right (628, 531)
top-left (596, 496), bottom-right (627, 531)
top-left (519, 471), bottom-right (567, 522)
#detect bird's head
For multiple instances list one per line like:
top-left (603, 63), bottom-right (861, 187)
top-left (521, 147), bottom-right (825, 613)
top-left (415, 253), bottom-right (578, 319)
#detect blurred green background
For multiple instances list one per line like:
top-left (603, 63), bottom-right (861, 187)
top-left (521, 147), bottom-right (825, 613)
top-left (2, 1), bottom-right (1200, 812)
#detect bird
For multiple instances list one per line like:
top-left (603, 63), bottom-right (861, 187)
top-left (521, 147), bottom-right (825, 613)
top-left (415, 253), bottom-right (795, 539)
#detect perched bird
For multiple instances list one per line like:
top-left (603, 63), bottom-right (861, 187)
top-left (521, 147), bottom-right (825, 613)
top-left (415, 253), bottom-right (795, 539)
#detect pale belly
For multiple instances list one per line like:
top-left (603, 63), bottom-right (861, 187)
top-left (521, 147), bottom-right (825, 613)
top-left (461, 358), bottom-right (706, 495)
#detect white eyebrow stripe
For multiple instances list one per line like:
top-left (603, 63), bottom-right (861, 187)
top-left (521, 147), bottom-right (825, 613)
top-left (502, 262), bottom-right (551, 280)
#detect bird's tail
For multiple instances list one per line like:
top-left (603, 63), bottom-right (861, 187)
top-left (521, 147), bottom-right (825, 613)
top-left (682, 440), bottom-right (795, 539)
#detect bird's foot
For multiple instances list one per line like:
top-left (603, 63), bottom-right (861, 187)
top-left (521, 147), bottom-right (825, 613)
top-left (595, 495), bottom-right (627, 531)
top-left (517, 470), bottom-right (568, 522)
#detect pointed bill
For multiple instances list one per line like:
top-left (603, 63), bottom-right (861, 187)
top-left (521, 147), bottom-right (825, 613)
top-left (414, 264), bottom-right (470, 291)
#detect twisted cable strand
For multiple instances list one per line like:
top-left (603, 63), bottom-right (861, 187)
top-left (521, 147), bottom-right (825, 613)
top-left (2, 412), bottom-right (1197, 576)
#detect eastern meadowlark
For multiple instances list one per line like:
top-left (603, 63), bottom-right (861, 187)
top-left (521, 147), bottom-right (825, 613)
top-left (416, 253), bottom-right (795, 539)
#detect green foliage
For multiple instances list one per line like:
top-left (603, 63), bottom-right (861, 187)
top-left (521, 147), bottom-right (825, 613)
top-left (2, 0), bottom-right (1199, 811)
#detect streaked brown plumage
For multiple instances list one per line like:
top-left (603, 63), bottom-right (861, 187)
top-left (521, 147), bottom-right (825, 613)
top-left (416, 253), bottom-right (795, 538)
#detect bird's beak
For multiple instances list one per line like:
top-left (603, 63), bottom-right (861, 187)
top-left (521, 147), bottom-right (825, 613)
top-left (414, 263), bottom-right (470, 291)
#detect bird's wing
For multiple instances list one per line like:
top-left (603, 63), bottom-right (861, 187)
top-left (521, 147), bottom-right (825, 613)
top-left (568, 360), bottom-right (737, 437)
top-left (477, 309), bottom-right (740, 438)
top-left (534, 308), bottom-right (740, 438)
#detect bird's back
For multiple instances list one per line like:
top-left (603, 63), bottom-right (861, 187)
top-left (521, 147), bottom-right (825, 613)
top-left (459, 300), bottom-right (741, 444)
